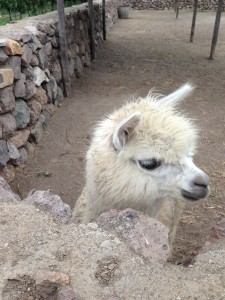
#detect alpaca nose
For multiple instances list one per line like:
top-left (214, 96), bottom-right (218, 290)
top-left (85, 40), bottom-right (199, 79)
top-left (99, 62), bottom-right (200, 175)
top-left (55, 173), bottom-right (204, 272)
top-left (193, 172), bottom-right (209, 189)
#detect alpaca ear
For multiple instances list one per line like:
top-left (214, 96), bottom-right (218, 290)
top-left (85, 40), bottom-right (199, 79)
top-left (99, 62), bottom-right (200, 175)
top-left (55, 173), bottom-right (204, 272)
top-left (157, 83), bottom-right (195, 106)
top-left (113, 112), bottom-right (141, 151)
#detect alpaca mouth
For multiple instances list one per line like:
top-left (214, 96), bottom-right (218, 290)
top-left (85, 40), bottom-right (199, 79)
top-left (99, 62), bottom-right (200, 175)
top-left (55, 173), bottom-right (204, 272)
top-left (181, 188), bottom-right (209, 201)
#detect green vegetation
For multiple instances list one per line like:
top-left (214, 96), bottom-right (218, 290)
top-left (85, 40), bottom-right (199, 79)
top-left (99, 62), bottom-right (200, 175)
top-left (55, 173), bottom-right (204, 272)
top-left (0, 0), bottom-right (84, 26)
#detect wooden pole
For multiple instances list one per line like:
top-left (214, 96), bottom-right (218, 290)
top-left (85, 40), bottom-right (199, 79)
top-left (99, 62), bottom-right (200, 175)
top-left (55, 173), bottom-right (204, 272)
top-left (175, 0), bottom-right (179, 19)
top-left (209, 0), bottom-right (224, 60)
top-left (102, 0), bottom-right (106, 40)
top-left (190, 0), bottom-right (198, 42)
top-left (57, 0), bottom-right (71, 97)
top-left (88, 0), bottom-right (96, 59)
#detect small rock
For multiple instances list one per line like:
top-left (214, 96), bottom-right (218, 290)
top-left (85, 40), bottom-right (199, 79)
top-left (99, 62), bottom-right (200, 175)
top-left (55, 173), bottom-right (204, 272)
top-left (21, 33), bottom-right (32, 43)
top-left (28, 99), bottom-right (42, 124)
top-left (0, 140), bottom-right (9, 169)
top-left (9, 129), bottom-right (30, 148)
top-left (0, 113), bottom-right (17, 139)
top-left (12, 99), bottom-right (30, 129)
top-left (7, 141), bottom-right (20, 160)
top-left (22, 66), bottom-right (35, 80)
top-left (0, 175), bottom-right (20, 202)
top-left (49, 60), bottom-right (62, 83)
top-left (74, 56), bottom-right (83, 78)
top-left (0, 49), bottom-right (9, 64)
top-left (24, 80), bottom-right (37, 100)
top-left (0, 85), bottom-right (16, 114)
top-left (54, 86), bottom-right (64, 106)
top-left (24, 190), bottom-right (73, 223)
top-left (97, 208), bottom-right (170, 264)
top-left (41, 110), bottom-right (51, 129)
top-left (11, 147), bottom-right (28, 165)
top-left (21, 44), bottom-right (33, 67)
top-left (30, 54), bottom-right (39, 66)
top-left (0, 69), bottom-right (14, 89)
top-left (30, 121), bottom-right (43, 143)
top-left (38, 46), bottom-right (49, 69)
top-left (0, 163), bottom-right (15, 182)
top-left (24, 141), bottom-right (35, 155)
top-left (33, 66), bottom-right (49, 86)
top-left (31, 86), bottom-right (48, 107)
top-left (4, 56), bottom-right (22, 80)
top-left (35, 270), bottom-right (70, 285)
top-left (14, 75), bottom-right (26, 98)
top-left (2, 39), bottom-right (23, 56)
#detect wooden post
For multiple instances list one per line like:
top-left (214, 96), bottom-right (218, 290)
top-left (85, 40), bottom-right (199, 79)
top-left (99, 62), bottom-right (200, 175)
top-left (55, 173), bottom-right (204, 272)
top-left (209, 0), bottom-right (224, 60)
top-left (57, 0), bottom-right (71, 97)
top-left (175, 0), bottom-right (179, 18)
top-left (102, 0), bottom-right (106, 40)
top-left (88, 0), bottom-right (96, 59)
top-left (190, 0), bottom-right (198, 42)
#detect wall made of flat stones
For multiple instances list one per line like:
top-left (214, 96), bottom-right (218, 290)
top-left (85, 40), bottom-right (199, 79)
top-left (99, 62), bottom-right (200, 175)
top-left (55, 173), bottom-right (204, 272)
top-left (121, 0), bottom-right (221, 10)
top-left (0, 1), bottom-right (119, 182)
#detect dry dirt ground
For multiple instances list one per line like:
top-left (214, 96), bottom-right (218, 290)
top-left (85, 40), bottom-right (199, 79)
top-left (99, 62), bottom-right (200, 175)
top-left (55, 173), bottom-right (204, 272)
top-left (11, 10), bottom-right (225, 263)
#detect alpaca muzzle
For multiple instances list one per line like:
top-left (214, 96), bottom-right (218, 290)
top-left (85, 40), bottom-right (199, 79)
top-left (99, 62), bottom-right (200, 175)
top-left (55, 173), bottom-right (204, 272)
top-left (181, 172), bottom-right (209, 201)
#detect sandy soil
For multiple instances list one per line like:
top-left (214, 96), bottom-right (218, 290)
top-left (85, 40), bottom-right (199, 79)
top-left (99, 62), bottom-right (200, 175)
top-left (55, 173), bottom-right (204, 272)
top-left (11, 10), bottom-right (225, 263)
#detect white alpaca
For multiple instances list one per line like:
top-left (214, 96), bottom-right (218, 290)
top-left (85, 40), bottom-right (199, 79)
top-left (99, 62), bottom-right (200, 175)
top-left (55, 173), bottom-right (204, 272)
top-left (74, 83), bottom-right (209, 244)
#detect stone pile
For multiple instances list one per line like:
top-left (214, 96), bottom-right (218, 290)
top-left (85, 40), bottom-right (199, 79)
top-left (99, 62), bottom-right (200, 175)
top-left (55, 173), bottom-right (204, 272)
top-left (120, 0), bottom-right (221, 10)
top-left (0, 1), bottom-right (119, 183)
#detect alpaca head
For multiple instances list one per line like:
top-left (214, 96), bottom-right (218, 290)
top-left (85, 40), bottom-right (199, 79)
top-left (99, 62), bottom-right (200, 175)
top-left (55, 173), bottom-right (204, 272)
top-left (87, 83), bottom-right (209, 215)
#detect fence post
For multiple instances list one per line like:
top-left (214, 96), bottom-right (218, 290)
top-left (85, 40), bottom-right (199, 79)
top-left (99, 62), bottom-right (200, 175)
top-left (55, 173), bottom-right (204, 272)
top-left (57, 0), bottom-right (71, 97)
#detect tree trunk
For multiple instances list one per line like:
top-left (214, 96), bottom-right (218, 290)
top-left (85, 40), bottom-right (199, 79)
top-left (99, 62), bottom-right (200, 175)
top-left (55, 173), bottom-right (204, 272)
top-left (209, 0), bottom-right (224, 59)
top-left (102, 0), bottom-right (106, 40)
top-left (88, 0), bottom-right (96, 59)
top-left (190, 0), bottom-right (198, 42)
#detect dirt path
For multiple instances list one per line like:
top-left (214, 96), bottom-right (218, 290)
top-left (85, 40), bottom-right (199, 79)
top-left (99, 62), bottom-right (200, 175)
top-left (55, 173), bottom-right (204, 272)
top-left (11, 10), bottom-right (225, 263)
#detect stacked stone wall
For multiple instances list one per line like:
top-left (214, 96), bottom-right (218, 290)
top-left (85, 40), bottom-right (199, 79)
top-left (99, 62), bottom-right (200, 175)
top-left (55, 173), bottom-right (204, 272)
top-left (0, 1), bottom-right (119, 182)
top-left (120, 0), bottom-right (221, 10)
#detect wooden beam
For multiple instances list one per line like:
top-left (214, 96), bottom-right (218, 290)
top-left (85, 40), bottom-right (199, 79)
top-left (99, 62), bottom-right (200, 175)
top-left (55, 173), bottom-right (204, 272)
top-left (88, 0), bottom-right (96, 59)
top-left (102, 0), bottom-right (106, 40)
top-left (175, 0), bottom-right (180, 19)
top-left (57, 0), bottom-right (71, 97)
top-left (190, 0), bottom-right (198, 43)
top-left (209, 0), bottom-right (224, 60)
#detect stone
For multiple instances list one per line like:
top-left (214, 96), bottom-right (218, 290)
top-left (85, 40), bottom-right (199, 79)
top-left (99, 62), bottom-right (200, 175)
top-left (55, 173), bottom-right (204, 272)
top-left (30, 121), bottom-right (43, 143)
top-left (46, 75), bottom-right (58, 102)
top-left (0, 114), bottom-right (17, 139)
top-left (2, 39), bottom-right (23, 56)
top-left (31, 86), bottom-right (48, 107)
top-left (49, 60), bottom-right (62, 83)
top-left (37, 31), bottom-right (48, 45)
top-left (37, 22), bottom-right (55, 36)
top-left (0, 86), bottom-right (16, 114)
top-left (28, 34), bottom-right (42, 51)
top-left (38, 46), bottom-right (49, 69)
top-left (12, 100), bottom-right (30, 129)
top-left (45, 42), bottom-right (52, 56)
top-left (21, 33), bottom-right (32, 43)
top-left (83, 52), bottom-right (91, 67)
top-left (30, 54), bottom-right (39, 66)
top-left (50, 36), bottom-right (58, 48)
top-left (24, 80), bottom-right (37, 100)
top-left (0, 49), bottom-right (8, 64)
top-left (24, 141), bottom-right (35, 155)
top-left (7, 141), bottom-right (20, 160)
top-left (74, 56), bottom-right (83, 78)
top-left (24, 190), bottom-right (73, 223)
top-left (41, 110), bottom-right (51, 130)
top-left (58, 288), bottom-right (82, 300)
top-left (0, 164), bottom-right (15, 183)
top-left (0, 140), bottom-right (9, 169)
top-left (14, 75), bottom-right (26, 98)
top-left (33, 66), bottom-right (49, 86)
top-left (4, 56), bottom-right (22, 80)
top-left (11, 147), bottom-right (28, 166)
top-left (21, 44), bottom-right (33, 67)
top-left (97, 209), bottom-right (170, 264)
top-left (68, 59), bottom-right (75, 77)
top-left (79, 41), bottom-right (86, 55)
top-left (9, 129), bottom-right (30, 148)
top-left (0, 175), bottom-right (20, 202)
top-left (28, 100), bottom-right (42, 124)
top-left (22, 66), bottom-right (34, 80)
top-left (0, 69), bottom-right (14, 89)
top-left (54, 86), bottom-right (64, 106)
top-left (45, 103), bottom-right (56, 116)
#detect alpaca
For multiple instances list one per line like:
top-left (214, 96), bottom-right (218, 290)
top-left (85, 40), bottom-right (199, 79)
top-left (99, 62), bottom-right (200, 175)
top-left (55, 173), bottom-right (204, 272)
top-left (74, 83), bottom-right (209, 244)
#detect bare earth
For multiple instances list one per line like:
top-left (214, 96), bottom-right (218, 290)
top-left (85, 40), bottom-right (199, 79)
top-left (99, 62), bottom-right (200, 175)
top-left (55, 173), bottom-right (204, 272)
top-left (11, 10), bottom-right (225, 263)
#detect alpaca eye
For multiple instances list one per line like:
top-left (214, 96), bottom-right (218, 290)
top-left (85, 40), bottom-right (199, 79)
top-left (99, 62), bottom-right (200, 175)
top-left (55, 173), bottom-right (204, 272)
top-left (138, 159), bottom-right (161, 170)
